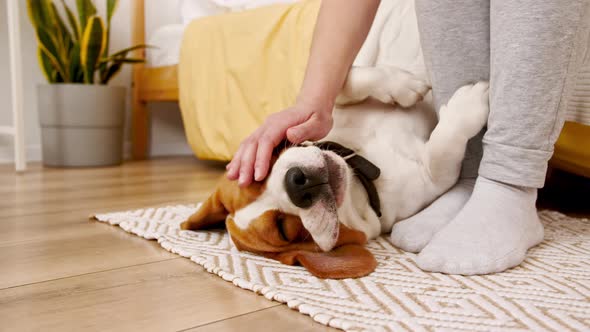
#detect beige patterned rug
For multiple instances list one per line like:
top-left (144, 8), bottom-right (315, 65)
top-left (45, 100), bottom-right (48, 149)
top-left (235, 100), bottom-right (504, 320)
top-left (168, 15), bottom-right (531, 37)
top-left (93, 205), bottom-right (590, 332)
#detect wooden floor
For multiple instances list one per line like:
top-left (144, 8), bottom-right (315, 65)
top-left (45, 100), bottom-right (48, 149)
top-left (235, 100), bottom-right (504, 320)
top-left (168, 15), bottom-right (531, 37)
top-left (0, 157), bottom-right (332, 332)
top-left (1, 157), bottom-right (587, 331)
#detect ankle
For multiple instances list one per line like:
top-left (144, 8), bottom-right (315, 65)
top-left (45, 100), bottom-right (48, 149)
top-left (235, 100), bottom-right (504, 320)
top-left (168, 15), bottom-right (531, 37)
top-left (476, 176), bottom-right (538, 202)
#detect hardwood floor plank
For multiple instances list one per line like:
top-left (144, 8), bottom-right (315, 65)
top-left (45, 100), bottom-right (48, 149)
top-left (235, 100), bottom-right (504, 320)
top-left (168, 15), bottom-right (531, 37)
top-left (0, 229), bottom-right (176, 289)
top-left (0, 166), bottom-right (219, 196)
top-left (0, 259), bottom-right (276, 331)
top-left (0, 204), bottom-right (186, 247)
top-left (0, 158), bottom-right (222, 208)
top-left (186, 306), bottom-right (335, 332)
top-left (0, 212), bottom-right (116, 247)
top-left (0, 157), bottom-right (223, 182)
top-left (0, 184), bottom-right (213, 219)
top-left (0, 162), bottom-right (222, 221)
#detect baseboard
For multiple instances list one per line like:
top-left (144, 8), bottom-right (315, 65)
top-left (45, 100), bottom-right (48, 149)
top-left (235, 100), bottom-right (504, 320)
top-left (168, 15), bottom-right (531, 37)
top-left (123, 141), bottom-right (194, 159)
top-left (0, 140), bottom-right (193, 164)
top-left (150, 141), bottom-right (194, 157)
top-left (0, 144), bottom-right (42, 163)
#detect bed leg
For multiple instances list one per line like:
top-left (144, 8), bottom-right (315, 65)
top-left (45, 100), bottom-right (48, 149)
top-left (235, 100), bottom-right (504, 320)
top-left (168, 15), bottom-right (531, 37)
top-left (132, 99), bottom-right (149, 160)
top-left (131, 0), bottom-right (148, 160)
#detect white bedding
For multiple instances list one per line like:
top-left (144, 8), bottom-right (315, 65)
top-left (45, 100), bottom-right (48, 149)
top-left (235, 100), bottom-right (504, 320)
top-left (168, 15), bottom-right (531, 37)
top-left (146, 24), bottom-right (185, 67)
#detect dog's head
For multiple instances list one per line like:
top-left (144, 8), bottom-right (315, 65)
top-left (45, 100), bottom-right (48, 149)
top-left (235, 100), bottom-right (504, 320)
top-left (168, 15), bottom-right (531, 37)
top-left (181, 143), bottom-right (377, 279)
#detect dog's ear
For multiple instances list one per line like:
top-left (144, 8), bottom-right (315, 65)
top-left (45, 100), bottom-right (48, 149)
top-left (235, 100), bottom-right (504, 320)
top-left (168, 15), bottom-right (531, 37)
top-left (275, 244), bottom-right (377, 279)
top-left (273, 224), bottom-right (377, 279)
top-left (180, 175), bottom-right (265, 231)
top-left (180, 187), bottom-right (229, 230)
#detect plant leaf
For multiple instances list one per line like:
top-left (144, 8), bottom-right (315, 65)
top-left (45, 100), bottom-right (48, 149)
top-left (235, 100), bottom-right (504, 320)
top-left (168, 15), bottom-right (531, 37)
top-left (51, 2), bottom-right (72, 40)
top-left (50, 2), bottom-right (75, 80)
top-left (61, 0), bottom-right (80, 40)
top-left (80, 16), bottom-right (105, 84)
top-left (37, 27), bottom-right (60, 58)
top-left (38, 47), bottom-right (57, 83)
top-left (100, 57), bottom-right (144, 64)
top-left (103, 44), bottom-right (153, 61)
top-left (76, 0), bottom-right (97, 34)
top-left (118, 58), bottom-right (145, 63)
top-left (68, 43), bottom-right (83, 82)
top-left (100, 62), bottom-right (123, 84)
top-left (106, 0), bottom-right (118, 25)
top-left (99, 0), bottom-right (119, 80)
top-left (27, 0), bottom-right (56, 30)
top-left (36, 27), bottom-right (67, 78)
top-left (39, 45), bottom-right (66, 82)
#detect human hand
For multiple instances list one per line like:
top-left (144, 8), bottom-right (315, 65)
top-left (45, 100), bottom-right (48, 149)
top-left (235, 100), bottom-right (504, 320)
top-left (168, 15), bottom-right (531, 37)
top-left (226, 100), bottom-right (334, 187)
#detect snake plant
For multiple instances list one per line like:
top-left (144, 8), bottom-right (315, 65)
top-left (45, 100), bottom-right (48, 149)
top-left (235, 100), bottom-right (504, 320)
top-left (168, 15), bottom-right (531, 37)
top-left (28, 0), bottom-right (148, 84)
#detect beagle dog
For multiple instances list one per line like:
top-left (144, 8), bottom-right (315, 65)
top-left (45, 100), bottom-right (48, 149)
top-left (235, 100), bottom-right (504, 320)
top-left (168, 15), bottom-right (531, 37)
top-left (181, 66), bottom-right (489, 279)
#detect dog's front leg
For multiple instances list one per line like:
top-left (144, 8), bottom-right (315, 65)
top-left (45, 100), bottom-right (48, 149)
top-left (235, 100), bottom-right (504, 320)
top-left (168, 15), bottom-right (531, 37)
top-left (336, 66), bottom-right (430, 107)
top-left (422, 82), bottom-right (489, 192)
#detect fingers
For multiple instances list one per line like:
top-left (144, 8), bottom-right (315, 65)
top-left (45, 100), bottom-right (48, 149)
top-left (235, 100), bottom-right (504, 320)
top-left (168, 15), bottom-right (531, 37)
top-left (237, 141), bottom-right (258, 187)
top-left (226, 144), bottom-right (244, 180)
top-left (228, 119), bottom-right (284, 184)
top-left (253, 115), bottom-right (293, 181)
top-left (254, 140), bottom-right (274, 181)
top-left (286, 116), bottom-right (316, 143)
top-left (286, 113), bottom-right (333, 143)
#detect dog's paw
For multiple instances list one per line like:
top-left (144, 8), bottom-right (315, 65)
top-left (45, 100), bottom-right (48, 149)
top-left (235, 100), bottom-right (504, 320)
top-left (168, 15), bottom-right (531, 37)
top-left (368, 67), bottom-right (431, 108)
top-left (440, 81), bottom-right (489, 138)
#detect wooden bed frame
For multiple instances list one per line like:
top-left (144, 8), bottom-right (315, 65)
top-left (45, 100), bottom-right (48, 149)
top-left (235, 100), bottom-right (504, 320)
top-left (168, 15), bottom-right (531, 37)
top-left (131, 0), bottom-right (179, 159)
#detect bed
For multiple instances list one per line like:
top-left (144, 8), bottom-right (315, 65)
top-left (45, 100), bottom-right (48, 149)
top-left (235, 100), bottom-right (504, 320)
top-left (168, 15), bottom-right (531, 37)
top-left (131, 0), bottom-right (590, 177)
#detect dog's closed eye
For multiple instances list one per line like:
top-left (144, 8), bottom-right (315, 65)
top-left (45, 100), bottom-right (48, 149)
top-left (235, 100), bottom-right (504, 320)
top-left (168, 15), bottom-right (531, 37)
top-left (274, 212), bottom-right (306, 244)
top-left (276, 213), bottom-right (289, 242)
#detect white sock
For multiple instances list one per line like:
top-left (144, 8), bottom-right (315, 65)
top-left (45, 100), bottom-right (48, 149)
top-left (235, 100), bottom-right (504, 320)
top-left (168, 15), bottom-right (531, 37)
top-left (390, 178), bottom-right (475, 253)
top-left (416, 176), bottom-right (544, 275)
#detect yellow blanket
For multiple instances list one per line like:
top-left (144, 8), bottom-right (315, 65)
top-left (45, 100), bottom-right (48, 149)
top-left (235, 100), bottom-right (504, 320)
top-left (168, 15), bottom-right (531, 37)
top-left (179, 0), bottom-right (321, 161)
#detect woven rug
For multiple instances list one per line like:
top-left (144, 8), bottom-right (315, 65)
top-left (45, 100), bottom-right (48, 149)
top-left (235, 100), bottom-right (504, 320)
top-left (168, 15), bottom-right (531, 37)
top-left (93, 205), bottom-right (590, 332)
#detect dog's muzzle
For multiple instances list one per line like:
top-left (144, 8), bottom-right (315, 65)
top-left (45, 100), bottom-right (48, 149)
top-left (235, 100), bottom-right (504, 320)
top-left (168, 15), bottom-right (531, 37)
top-left (285, 166), bottom-right (327, 208)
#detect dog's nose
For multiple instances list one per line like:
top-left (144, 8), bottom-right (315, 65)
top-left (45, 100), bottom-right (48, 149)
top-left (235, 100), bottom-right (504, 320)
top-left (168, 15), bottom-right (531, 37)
top-left (285, 167), bottom-right (325, 208)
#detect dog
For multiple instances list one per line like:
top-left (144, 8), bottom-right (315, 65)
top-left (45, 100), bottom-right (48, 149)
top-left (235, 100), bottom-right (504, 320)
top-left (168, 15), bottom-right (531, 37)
top-left (180, 63), bottom-right (490, 279)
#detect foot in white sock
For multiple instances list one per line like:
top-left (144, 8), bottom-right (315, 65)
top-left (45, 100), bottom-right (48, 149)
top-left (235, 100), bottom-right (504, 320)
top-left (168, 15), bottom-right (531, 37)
top-left (390, 178), bottom-right (475, 253)
top-left (416, 176), bottom-right (544, 275)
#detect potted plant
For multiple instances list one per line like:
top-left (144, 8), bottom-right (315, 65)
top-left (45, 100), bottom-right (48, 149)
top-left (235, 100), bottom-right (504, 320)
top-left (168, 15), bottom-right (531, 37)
top-left (28, 0), bottom-right (147, 167)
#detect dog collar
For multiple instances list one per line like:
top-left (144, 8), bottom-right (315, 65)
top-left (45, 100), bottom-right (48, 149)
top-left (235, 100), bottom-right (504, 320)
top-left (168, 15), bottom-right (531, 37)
top-left (312, 141), bottom-right (382, 217)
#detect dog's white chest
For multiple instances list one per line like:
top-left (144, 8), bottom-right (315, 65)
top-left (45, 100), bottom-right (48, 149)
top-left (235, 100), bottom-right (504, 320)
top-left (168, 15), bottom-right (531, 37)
top-left (327, 99), bottom-right (440, 234)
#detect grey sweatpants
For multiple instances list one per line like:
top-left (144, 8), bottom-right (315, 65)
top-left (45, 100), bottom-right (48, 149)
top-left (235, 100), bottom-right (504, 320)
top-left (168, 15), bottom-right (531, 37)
top-left (415, 0), bottom-right (590, 188)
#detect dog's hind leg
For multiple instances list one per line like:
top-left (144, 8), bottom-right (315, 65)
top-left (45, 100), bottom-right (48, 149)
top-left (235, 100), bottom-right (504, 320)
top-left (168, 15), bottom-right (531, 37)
top-left (336, 66), bottom-right (430, 107)
top-left (422, 82), bottom-right (489, 192)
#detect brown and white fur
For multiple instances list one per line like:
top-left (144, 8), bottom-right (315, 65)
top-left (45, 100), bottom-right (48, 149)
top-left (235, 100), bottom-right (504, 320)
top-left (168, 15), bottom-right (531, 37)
top-left (181, 64), bottom-right (489, 279)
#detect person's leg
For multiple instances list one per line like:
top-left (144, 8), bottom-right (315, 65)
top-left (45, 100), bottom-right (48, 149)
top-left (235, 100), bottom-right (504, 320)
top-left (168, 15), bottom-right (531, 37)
top-left (390, 0), bottom-right (490, 252)
top-left (418, 0), bottom-right (590, 275)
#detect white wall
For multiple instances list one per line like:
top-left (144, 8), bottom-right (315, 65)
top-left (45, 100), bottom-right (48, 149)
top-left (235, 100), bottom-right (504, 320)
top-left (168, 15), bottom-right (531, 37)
top-left (0, 0), bottom-right (192, 163)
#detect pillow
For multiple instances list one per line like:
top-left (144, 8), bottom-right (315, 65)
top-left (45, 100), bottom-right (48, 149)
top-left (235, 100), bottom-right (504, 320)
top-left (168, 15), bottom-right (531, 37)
top-left (178, 0), bottom-right (299, 26)
top-left (179, 0), bottom-right (229, 26)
